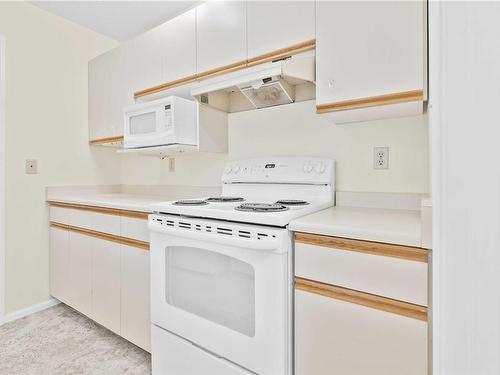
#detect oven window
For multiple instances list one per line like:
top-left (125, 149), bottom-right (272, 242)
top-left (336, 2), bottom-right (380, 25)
top-left (129, 111), bottom-right (156, 135)
top-left (165, 246), bottom-right (255, 337)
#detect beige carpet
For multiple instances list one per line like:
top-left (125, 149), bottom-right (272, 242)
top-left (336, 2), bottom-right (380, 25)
top-left (0, 303), bottom-right (151, 375)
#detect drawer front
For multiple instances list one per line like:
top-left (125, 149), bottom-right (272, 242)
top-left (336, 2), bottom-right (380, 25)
top-left (295, 241), bottom-right (428, 306)
top-left (49, 206), bottom-right (71, 225)
top-left (121, 216), bottom-right (149, 242)
top-left (69, 208), bottom-right (120, 236)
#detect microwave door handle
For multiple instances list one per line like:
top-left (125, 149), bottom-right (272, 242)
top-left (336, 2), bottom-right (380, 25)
top-left (149, 223), bottom-right (280, 251)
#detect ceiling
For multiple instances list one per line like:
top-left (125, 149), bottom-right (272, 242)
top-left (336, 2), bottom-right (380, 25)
top-left (31, 1), bottom-right (199, 41)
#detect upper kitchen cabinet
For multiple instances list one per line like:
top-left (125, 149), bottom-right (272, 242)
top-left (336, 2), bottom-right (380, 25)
top-left (196, 1), bottom-right (247, 74)
top-left (88, 46), bottom-right (130, 144)
top-left (132, 8), bottom-right (197, 99)
top-left (160, 9), bottom-right (197, 86)
top-left (88, 51), bottom-right (113, 142)
top-left (316, 1), bottom-right (427, 123)
top-left (246, 1), bottom-right (315, 60)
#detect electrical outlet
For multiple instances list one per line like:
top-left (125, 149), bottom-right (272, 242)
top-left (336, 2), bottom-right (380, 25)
top-left (373, 147), bottom-right (389, 169)
top-left (169, 157), bottom-right (175, 172)
top-left (25, 159), bottom-right (38, 174)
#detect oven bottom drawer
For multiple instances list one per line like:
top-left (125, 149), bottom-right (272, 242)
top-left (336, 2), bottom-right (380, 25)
top-left (151, 325), bottom-right (251, 375)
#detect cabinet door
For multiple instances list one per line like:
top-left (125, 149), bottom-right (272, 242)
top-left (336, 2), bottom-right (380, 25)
top-left (68, 232), bottom-right (93, 317)
top-left (160, 8), bottom-right (197, 84)
top-left (89, 46), bottom-right (130, 140)
top-left (247, 1), bottom-right (315, 59)
top-left (127, 8), bottom-right (196, 93)
top-left (88, 53), bottom-right (111, 141)
top-left (316, 1), bottom-right (425, 120)
top-left (91, 237), bottom-right (121, 334)
top-left (196, 1), bottom-right (247, 73)
top-left (295, 289), bottom-right (428, 375)
top-left (124, 28), bottom-right (163, 94)
top-left (108, 46), bottom-right (134, 138)
top-left (121, 245), bottom-right (151, 352)
top-left (49, 227), bottom-right (70, 303)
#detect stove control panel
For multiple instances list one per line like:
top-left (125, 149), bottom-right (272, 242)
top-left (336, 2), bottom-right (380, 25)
top-left (222, 157), bottom-right (334, 185)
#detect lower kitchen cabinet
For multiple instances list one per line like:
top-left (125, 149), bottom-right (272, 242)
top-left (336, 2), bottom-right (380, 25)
top-left (294, 232), bottom-right (429, 375)
top-left (91, 238), bottom-right (122, 334)
top-left (68, 232), bottom-right (93, 317)
top-left (295, 288), bottom-right (428, 375)
top-left (121, 244), bottom-right (151, 352)
top-left (49, 204), bottom-right (151, 351)
top-left (49, 227), bottom-right (70, 304)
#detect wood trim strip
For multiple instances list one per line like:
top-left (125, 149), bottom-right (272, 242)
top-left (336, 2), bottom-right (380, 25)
top-left (195, 60), bottom-right (248, 82)
top-left (48, 202), bottom-right (149, 220)
top-left (316, 90), bottom-right (424, 114)
top-left (134, 39), bottom-right (316, 99)
top-left (50, 222), bottom-right (149, 251)
top-left (246, 39), bottom-right (316, 67)
top-left (89, 135), bottom-right (124, 145)
top-left (133, 74), bottom-right (198, 99)
top-left (295, 277), bottom-right (427, 321)
top-left (295, 232), bottom-right (428, 263)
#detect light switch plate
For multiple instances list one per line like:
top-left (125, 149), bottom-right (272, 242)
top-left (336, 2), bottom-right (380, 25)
top-left (25, 159), bottom-right (38, 174)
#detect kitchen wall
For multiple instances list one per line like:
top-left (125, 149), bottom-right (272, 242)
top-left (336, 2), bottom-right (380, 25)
top-left (121, 100), bottom-right (429, 194)
top-left (0, 2), bottom-right (121, 313)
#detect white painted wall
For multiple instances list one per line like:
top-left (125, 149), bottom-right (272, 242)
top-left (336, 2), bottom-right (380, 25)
top-left (121, 100), bottom-right (429, 194)
top-left (0, 2), bottom-right (121, 313)
top-left (430, 2), bottom-right (500, 373)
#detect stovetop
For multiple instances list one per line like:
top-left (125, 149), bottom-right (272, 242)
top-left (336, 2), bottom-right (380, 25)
top-left (150, 157), bottom-right (335, 227)
top-left (150, 196), bottom-right (333, 227)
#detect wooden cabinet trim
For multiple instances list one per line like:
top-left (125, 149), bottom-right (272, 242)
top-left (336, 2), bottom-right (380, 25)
top-left (89, 135), bottom-right (124, 145)
top-left (246, 39), bottom-right (316, 67)
top-left (134, 39), bottom-right (316, 99)
top-left (295, 277), bottom-right (427, 321)
top-left (316, 90), bottom-right (424, 114)
top-left (50, 222), bottom-right (149, 251)
top-left (196, 59), bottom-right (248, 82)
top-left (295, 232), bottom-right (428, 263)
top-left (49, 202), bottom-right (149, 220)
top-left (133, 74), bottom-right (198, 99)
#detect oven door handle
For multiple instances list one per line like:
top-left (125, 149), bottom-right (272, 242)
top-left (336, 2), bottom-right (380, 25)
top-left (149, 223), bottom-right (281, 251)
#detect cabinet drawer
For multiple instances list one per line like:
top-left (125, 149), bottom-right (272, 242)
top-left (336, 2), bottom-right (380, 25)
top-left (295, 234), bottom-right (428, 306)
top-left (49, 206), bottom-right (71, 225)
top-left (121, 216), bottom-right (149, 242)
top-left (69, 209), bottom-right (120, 236)
top-left (50, 205), bottom-right (121, 236)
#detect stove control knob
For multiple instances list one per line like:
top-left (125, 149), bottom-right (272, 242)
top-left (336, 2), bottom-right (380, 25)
top-left (224, 166), bottom-right (233, 174)
top-left (233, 165), bottom-right (241, 173)
top-left (314, 162), bottom-right (326, 174)
top-left (303, 163), bottom-right (313, 173)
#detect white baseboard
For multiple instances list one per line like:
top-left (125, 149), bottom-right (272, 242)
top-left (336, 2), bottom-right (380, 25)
top-left (0, 298), bottom-right (60, 326)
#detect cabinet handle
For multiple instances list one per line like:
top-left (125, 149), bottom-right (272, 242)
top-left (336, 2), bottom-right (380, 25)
top-left (295, 232), bottom-right (428, 263)
top-left (295, 277), bottom-right (427, 321)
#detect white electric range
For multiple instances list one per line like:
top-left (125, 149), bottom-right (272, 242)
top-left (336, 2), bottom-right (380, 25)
top-left (149, 157), bottom-right (335, 375)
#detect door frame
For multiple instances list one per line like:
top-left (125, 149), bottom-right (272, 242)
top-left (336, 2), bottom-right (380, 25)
top-left (0, 34), bottom-right (5, 323)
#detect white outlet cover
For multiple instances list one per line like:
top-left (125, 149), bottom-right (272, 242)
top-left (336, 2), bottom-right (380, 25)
top-left (373, 147), bottom-right (389, 169)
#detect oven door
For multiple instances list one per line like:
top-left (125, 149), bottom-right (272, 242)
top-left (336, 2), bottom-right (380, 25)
top-left (149, 215), bottom-right (291, 375)
top-left (124, 105), bottom-right (172, 148)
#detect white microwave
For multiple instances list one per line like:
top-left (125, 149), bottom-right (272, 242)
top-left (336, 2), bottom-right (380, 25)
top-left (123, 96), bottom-right (197, 149)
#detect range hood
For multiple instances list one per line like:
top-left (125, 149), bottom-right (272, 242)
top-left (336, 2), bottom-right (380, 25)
top-left (191, 52), bottom-right (315, 113)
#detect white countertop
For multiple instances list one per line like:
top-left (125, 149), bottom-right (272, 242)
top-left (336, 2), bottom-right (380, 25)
top-left (47, 193), bottom-right (174, 213)
top-left (289, 206), bottom-right (423, 247)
